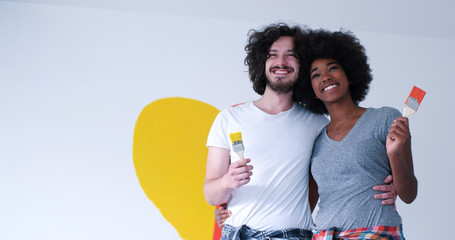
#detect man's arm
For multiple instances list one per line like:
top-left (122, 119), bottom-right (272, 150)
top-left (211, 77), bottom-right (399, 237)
top-left (203, 147), bottom-right (253, 206)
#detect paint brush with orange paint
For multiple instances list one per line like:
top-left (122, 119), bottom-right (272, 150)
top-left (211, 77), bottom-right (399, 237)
top-left (403, 86), bottom-right (426, 117)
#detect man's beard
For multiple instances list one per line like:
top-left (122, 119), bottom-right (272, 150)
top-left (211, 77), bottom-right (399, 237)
top-left (266, 66), bottom-right (298, 94)
top-left (266, 76), bottom-right (297, 94)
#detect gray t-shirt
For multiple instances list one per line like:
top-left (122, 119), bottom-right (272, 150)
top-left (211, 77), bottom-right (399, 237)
top-left (311, 107), bottom-right (402, 231)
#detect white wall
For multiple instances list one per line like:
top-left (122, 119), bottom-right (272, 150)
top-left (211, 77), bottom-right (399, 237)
top-left (0, 1), bottom-right (453, 239)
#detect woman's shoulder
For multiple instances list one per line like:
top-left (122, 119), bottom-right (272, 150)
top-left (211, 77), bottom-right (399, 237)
top-left (364, 107), bottom-right (401, 128)
top-left (368, 106), bottom-right (401, 117)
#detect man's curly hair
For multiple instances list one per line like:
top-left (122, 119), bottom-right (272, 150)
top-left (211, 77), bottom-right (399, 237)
top-left (244, 23), bottom-right (307, 98)
top-left (295, 29), bottom-right (373, 114)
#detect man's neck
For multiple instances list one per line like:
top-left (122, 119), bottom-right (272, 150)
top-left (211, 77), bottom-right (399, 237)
top-left (253, 87), bottom-right (294, 115)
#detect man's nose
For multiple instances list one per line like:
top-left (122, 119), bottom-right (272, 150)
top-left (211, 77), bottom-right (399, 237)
top-left (276, 55), bottom-right (288, 66)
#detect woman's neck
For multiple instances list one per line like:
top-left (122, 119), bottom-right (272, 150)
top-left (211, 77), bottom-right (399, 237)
top-left (325, 101), bottom-right (366, 141)
top-left (326, 102), bottom-right (360, 124)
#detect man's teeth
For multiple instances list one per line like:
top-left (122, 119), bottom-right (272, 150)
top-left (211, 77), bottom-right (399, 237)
top-left (275, 70), bottom-right (288, 74)
top-left (323, 84), bottom-right (337, 91)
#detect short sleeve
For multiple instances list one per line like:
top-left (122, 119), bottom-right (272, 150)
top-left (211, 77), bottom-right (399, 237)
top-left (378, 107), bottom-right (402, 141)
top-left (206, 111), bottom-right (230, 150)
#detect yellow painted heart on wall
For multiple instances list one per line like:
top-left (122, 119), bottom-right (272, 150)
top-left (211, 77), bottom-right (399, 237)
top-left (133, 97), bottom-right (220, 239)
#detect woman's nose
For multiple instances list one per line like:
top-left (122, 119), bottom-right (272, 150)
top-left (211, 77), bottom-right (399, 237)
top-left (321, 72), bottom-right (331, 82)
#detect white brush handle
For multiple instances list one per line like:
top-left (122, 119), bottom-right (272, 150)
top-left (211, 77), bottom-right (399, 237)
top-left (234, 150), bottom-right (244, 159)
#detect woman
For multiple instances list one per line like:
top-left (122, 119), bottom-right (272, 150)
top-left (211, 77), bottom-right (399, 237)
top-left (216, 29), bottom-right (417, 239)
top-left (295, 29), bottom-right (417, 239)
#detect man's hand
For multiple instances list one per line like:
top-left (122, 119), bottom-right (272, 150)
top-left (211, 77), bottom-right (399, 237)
top-left (373, 175), bottom-right (397, 210)
top-left (223, 158), bottom-right (253, 189)
top-left (215, 203), bottom-right (232, 228)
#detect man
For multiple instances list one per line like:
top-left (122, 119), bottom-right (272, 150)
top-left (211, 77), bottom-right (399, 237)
top-left (203, 23), bottom-right (395, 240)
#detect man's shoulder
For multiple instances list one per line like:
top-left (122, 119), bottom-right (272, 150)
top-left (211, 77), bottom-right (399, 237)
top-left (221, 101), bottom-right (251, 113)
top-left (230, 102), bottom-right (248, 108)
top-left (294, 103), bottom-right (329, 121)
top-left (215, 102), bottom-right (252, 119)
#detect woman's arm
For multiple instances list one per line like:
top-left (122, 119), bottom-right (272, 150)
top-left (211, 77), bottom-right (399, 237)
top-left (386, 117), bottom-right (418, 204)
top-left (215, 203), bottom-right (231, 228)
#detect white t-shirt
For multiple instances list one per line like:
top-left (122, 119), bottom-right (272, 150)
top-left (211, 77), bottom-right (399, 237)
top-left (206, 101), bottom-right (328, 231)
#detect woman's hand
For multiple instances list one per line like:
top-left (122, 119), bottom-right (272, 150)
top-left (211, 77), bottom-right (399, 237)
top-left (386, 117), bottom-right (410, 157)
top-left (215, 203), bottom-right (232, 228)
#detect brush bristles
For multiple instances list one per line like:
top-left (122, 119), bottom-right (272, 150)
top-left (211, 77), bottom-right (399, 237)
top-left (405, 96), bottom-right (420, 110)
top-left (232, 142), bottom-right (244, 152)
top-left (229, 132), bottom-right (244, 152)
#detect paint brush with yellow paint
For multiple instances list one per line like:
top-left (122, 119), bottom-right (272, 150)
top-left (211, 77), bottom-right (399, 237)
top-left (403, 86), bottom-right (426, 117)
top-left (229, 132), bottom-right (244, 159)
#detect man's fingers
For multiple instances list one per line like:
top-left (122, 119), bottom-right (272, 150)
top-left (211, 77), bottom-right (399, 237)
top-left (382, 198), bottom-right (396, 205)
top-left (374, 192), bottom-right (394, 199)
top-left (239, 171), bottom-right (253, 179)
top-left (226, 158), bottom-right (254, 189)
top-left (238, 176), bottom-right (251, 185)
top-left (383, 175), bottom-right (393, 184)
top-left (373, 185), bottom-right (392, 192)
top-left (231, 158), bottom-right (251, 167)
top-left (373, 175), bottom-right (397, 206)
top-left (229, 159), bottom-right (253, 178)
top-left (232, 170), bottom-right (252, 180)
